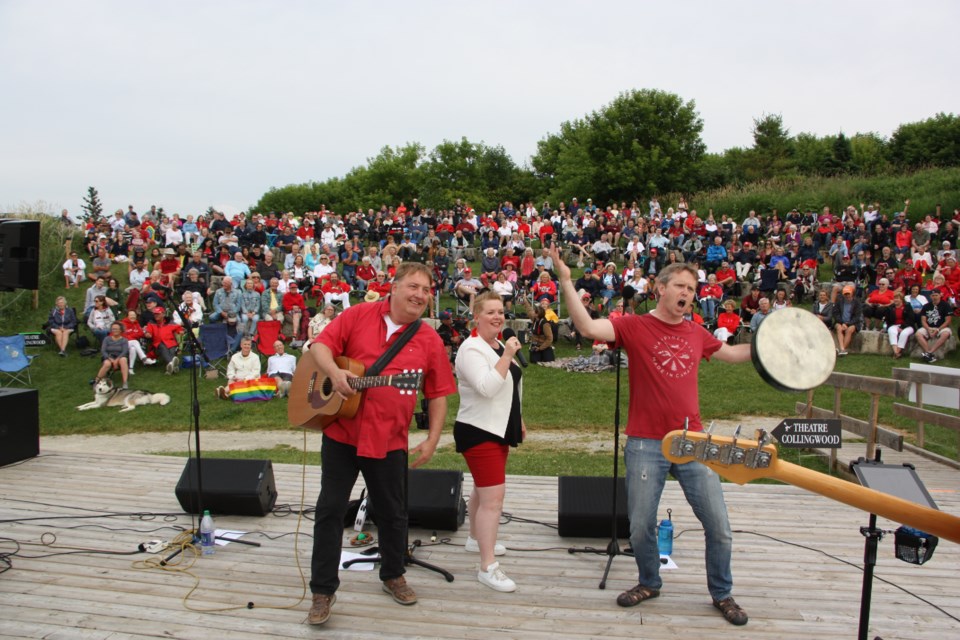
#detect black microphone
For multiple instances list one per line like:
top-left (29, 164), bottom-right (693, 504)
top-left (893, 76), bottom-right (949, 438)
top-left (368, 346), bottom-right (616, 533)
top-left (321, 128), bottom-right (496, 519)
top-left (502, 328), bottom-right (527, 367)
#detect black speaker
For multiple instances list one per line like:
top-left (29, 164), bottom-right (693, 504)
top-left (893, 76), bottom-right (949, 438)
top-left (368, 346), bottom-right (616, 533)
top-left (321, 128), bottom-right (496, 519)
top-left (558, 476), bottom-right (629, 538)
top-left (175, 458), bottom-right (278, 517)
top-left (0, 220), bottom-right (40, 291)
top-left (407, 468), bottom-right (466, 531)
top-left (0, 388), bottom-right (39, 466)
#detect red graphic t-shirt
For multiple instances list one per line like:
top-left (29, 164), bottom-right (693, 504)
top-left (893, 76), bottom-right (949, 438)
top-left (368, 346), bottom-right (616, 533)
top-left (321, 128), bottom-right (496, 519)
top-left (611, 313), bottom-right (722, 440)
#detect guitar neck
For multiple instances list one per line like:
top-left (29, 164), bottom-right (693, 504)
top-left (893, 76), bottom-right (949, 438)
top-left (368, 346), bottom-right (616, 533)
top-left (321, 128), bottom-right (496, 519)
top-left (348, 374), bottom-right (399, 391)
top-left (771, 459), bottom-right (960, 545)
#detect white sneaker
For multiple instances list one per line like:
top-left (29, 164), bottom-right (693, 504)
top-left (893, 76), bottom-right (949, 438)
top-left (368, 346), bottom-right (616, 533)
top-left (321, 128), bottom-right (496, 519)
top-left (144, 358), bottom-right (156, 365)
top-left (465, 536), bottom-right (506, 556)
top-left (477, 562), bottom-right (516, 592)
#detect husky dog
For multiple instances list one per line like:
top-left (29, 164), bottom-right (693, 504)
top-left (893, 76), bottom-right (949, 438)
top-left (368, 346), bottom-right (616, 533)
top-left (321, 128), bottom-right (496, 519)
top-left (77, 379), bottom-right (171, 413)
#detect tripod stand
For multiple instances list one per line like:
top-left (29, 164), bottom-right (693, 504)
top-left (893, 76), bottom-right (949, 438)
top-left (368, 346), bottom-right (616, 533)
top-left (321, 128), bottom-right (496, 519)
top-left (568, 348), bottom-right (628, 589)
top-left (342, 451), bottom-right (454, 582)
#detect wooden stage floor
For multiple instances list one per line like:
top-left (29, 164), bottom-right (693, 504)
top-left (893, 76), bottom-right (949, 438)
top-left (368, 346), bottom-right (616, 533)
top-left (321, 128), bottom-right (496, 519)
top-left (1, 447), bottom-right (958, 639)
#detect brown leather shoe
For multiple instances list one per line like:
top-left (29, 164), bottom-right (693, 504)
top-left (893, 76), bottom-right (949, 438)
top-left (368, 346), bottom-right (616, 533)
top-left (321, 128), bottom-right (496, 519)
top-left (306, 593), bottom-right (336, 625)
top-left (382, 576), bottom-right (417, 605)
top-left (714, 596), bottom-right (748, 626)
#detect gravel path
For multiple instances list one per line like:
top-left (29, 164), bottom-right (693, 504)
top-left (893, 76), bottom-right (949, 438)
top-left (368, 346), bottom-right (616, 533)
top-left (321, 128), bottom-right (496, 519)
top-left (42, 416), bottom-right (780, 455)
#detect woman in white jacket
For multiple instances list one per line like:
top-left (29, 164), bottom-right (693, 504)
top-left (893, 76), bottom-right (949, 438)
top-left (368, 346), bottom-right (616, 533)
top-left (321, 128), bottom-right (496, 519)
top-left (454, 291), bottom-right (526, 593)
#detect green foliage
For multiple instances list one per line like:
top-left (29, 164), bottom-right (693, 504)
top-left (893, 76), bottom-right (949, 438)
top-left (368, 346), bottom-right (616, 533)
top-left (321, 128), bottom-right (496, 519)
top-left (532, 89), bottom-right (705, 203)
top-left (420, 138), bottom-right (521, 212)
top-left (669, 166), bottom-right (960, 221)
top-left (743, 113), bottom-right (796, 181)
top-left (889, 112), bottom-right (960, 168)
top-left (81, 186), bottom-right (103, 224)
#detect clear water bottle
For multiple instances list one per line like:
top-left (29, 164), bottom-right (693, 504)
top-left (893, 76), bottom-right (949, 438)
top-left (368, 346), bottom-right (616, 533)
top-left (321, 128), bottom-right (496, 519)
top-left (657, 509), bottom-right (673, 556)
top-left (200, 510), bottom-right (216, 556)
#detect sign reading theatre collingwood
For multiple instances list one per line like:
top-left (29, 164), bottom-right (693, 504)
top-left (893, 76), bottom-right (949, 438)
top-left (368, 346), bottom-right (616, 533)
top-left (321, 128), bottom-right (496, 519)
top-left (771, 419), bottom-right (843, 449)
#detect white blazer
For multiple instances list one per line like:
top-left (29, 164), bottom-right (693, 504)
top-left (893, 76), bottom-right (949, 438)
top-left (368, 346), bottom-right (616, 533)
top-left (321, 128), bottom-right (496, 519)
top-left (454, 335), bottom-right (522, 438)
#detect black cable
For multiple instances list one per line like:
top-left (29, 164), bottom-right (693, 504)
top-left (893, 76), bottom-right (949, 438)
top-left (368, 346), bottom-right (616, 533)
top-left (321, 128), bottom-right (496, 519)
top-left (500, 511), bottom-right (558, 530)
top-left (672, 527), bottom-right (960, 624)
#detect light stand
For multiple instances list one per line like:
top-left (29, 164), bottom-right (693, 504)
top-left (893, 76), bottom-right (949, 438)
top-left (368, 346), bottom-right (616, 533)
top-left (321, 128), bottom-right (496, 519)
top-left (850, 449), bottom-right (940, 640)
top-left (567, 348), bottom-right (627, 589)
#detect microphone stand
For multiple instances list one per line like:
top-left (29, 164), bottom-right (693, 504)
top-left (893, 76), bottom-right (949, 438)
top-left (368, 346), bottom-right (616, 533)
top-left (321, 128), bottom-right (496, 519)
top-left (173, 304), bottom-right (209, 527)
top-left (568, 347), bottom-right (627, 589)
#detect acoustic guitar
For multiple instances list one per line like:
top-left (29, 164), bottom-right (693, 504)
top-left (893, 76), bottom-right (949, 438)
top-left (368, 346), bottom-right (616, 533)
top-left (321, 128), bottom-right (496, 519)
top-left (287, 355), bottom-right (422, 431)
top-left (661, 429), bottom-right (960, 545)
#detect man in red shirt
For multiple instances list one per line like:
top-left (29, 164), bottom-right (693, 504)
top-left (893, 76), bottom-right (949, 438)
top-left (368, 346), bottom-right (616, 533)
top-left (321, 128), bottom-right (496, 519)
top-left (282, 281), bottom-right (309, 340)
top-left (550, 244), bottom-right (752, 627)
top-left (306, 262), bottom-right (457, 626)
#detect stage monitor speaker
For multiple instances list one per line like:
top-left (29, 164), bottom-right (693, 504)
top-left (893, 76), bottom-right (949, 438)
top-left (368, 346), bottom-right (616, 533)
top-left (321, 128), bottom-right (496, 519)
top-left (558, 476), bottom-right (629, 538)
top-left (0, 219), bottom-right (40, 291)
top-left (175, 458), bottom-right (277, 517)
top-left (0, 388), bottom-right (39, 466)
top-left (407, 468), bottom-right (466, 532)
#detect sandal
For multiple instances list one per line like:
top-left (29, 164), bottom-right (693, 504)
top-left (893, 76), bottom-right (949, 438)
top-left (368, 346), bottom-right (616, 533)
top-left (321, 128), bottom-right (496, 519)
top-left (616, 584), bottom-right (660, 608)
top-left (713, 596), bottom-right (748, 626)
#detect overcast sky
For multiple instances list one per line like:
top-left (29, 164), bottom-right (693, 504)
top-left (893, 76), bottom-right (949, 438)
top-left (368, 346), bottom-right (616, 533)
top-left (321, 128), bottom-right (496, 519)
top-left (1, 0), bottom-right (956, 217)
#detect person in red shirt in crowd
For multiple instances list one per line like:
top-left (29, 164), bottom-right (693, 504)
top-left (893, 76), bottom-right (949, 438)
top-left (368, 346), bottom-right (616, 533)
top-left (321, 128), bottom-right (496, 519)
top-left (157, 248), bottom-right (182, 286)
top-left (355, 256), bottom-right (377, 291)
top-left (282, 281), bottom-right (309, 341)
top-left (924, 273), bottom-right (955, 305)
top-left (121, 309), bottom-right (153, 372)
top-left (500, 247), bottom-right (521, 272)
top-left (714, 261), bottom-right (737, 297)
top-left (697, 274), bottom-right (724, 324)
top-left (321, 273), bottom-right (352, 310)
top-left (296, 222), bottom-right (315, 243)
top-left (515, 217), bottom-right (531, 242)
top-left (863, 278), bottom-right (895, 329)
top-left (367, 271), bottom-right (393, 299)
top-left (740, 287), bottom-right (762, 323)
top-left (713, 299), bottom-right (742, 343)
top-left (144, 306), bottom-right (184, 374)
top-left (896, 262), bottom-right (923, 295)
top-left (895, 225), bottom-right (913, 257)
top-left (305, 262), bottom-right (456, 626)
top-left (530, 271), bottom-right (557, 303)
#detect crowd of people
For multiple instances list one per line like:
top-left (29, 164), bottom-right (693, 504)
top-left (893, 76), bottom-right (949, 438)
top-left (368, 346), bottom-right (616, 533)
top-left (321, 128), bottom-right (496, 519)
top-left (48, 194), bottom-right (959, 629)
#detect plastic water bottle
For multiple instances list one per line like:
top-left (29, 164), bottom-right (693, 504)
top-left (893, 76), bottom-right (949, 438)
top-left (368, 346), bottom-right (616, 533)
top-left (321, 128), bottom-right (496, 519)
top-left (657, 509), bottom-right (673, 556)
top-left (200, 510), bottom-right (216, 556)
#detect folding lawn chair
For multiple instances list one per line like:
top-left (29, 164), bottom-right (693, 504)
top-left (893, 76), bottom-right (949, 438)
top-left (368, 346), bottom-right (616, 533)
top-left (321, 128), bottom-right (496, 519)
top-left (198, 322), bottom-right (230, 378)
top-left (0, 334), bottom-right (37, 386)
top-left (254, 320), bottom-right (283, 357)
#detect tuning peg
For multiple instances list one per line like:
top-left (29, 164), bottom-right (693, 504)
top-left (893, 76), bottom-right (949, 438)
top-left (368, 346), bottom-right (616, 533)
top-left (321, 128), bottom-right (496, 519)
top-left (705, 421), bottom-right (715, 435)
top-left (733, 424), bottom-right (742, 440)
top-left (756, 429), bottom-right (771, 448)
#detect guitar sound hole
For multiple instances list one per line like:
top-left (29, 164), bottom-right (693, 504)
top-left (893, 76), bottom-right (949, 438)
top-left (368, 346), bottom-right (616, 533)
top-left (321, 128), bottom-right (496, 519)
top-left (321, 378), bottom-right (333, 396)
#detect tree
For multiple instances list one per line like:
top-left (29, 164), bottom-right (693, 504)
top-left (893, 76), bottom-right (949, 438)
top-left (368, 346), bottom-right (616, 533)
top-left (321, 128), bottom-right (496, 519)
top-left (531, 89), bottom-right (706, 204)
top-left (81, 186), bottom-right (103, 225)
top-left (793, 133), bottom-right (833, 175)
top-left (889, 113), bottom-right (960, 168)
top-left (743, 113), bottom-right (795, 180)
top-left (824, 132), bottom-right (857, 175)
top-left (849, 133), bottom-right (890, 175)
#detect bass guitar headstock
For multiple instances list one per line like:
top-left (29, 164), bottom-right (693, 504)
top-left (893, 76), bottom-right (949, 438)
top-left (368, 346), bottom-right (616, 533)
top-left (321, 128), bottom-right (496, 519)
top-left (662, 424), bottom-right (780, 485)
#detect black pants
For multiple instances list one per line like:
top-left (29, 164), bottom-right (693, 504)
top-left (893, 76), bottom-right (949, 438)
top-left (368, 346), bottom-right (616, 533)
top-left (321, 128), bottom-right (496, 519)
top-left (310, 435), bottom-right (407, 595)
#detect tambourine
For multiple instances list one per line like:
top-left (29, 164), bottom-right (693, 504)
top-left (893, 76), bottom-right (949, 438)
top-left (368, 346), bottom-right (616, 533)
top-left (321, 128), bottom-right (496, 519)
top-left (751, 307), bottom-right (836, 392)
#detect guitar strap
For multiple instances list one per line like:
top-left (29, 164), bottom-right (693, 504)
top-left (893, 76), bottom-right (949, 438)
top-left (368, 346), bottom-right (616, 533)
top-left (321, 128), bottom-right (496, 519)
top-left (366, 319), bottom-right (422, 377)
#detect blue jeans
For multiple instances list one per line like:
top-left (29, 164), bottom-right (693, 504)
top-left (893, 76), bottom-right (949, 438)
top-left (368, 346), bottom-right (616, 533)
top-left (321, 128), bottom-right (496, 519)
top-left (624, 437), bottom-right (734, 601)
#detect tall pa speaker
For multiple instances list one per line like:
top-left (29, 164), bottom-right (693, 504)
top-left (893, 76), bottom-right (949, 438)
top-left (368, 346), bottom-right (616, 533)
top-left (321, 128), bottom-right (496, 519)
top-left (407, 468), bottom-right (466, 531)
top-left (175, 458), bottom-right (278, 517)
top-left (558, 476), bottom-right (629, 538)
top-left (0, 219), bottom-right (40, 291)
top-left (0, 388), bottom-right (39, 466)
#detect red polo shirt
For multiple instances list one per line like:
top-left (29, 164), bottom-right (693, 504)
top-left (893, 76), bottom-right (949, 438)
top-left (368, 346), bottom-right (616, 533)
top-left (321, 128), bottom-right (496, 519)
top-left (316, 299), bottom-right (457, 458)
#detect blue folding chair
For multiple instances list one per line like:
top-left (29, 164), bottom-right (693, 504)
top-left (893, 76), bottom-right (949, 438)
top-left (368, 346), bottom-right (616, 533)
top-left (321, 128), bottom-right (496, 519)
top-left (198, 323), bottom-right (230, 377)
top-left (0, 334), bottom-right (37, 386)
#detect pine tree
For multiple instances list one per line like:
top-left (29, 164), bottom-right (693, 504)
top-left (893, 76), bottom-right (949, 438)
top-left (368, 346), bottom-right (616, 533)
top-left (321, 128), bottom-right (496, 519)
top-left (81, 186), bottom-right (103, 225)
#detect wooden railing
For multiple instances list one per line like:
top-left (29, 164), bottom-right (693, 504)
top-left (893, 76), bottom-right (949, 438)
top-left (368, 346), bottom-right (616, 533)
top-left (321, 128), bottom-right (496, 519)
top-left (796, 369), bottom-right (960, 471)
top-left (891, 368), bottom-right (960, 461)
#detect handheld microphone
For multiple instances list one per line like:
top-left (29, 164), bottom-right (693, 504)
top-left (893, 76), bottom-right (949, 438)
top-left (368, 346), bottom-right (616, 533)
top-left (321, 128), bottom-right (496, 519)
top-left (502, 328), bottom-right (528, 367)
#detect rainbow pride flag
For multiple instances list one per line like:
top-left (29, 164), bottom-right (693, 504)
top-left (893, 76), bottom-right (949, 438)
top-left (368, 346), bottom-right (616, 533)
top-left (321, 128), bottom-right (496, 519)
top-left (227, 376), bottom-right (278, 403)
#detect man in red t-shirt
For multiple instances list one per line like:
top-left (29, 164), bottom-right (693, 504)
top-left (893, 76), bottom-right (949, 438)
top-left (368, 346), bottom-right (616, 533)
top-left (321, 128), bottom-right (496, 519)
top-left (550, 244), bottom-right (752, 627)
top-left (305, 262), bottom-right (456, 625)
